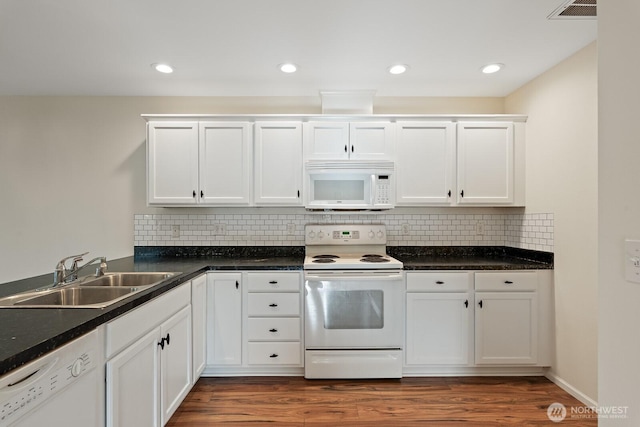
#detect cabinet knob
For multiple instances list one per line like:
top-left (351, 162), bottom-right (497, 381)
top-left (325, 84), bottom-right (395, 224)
top-left (201, 190), bottom-right (204, 198)
top-left (436, 281), bottom-right (445, 285)
top-left (478, 300), bottom-right (483, 308)
top-left (344, 145), bottom-right (348, 153)
top-left (269, 281), bottom-right (278, 284)
top-left (464, 299), bottom-right (469, 308)
top-left (460, 190), bottom-right (465, 198)
top-left (269, 354), bottom-right (279, 358)
top-left (269, 303), bottom-right (278, 307)
top-left (269, 328), bottom-right (278, 333)
top-left (504, 280), bottom-right (514, 285)
top-left (192, 190), bottom-right (196, 198)
top-left (351, 145), bottom-right (354, 153)
top-left (447, 190), bottom-right (452, 197)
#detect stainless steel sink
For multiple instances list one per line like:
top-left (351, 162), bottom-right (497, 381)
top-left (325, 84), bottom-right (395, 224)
top-left (77, 272), bottom-right (175, 287)
top-left (0, 272), bottom-right (178, 308)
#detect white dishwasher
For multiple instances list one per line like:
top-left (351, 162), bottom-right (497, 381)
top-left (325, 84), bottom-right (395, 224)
top-left (0, 330), bottom-right (103, 427)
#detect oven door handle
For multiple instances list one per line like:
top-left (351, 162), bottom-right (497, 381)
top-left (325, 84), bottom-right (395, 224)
top-left (304, 272), bottom-right (403, 281)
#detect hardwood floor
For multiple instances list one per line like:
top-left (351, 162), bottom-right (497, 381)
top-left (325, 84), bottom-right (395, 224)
top-left (167, 376), bottom-right (596, 426)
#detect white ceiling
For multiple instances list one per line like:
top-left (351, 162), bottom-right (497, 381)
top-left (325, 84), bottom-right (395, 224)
top-left (0, 0), bottom-right (597, 97)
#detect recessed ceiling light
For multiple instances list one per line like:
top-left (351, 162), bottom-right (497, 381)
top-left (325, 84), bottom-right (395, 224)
top-left (388, 64), bottom-right (409, 75)
top-left (279, 63), bottom-right (298, 73)
top-left (152, 63), bottom-right (174, 74)
top-left (481, 63), bottom-right (504, 74)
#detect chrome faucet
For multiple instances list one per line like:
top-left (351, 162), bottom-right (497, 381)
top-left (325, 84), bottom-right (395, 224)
top-left (53, 252), bottom-right (108, 287)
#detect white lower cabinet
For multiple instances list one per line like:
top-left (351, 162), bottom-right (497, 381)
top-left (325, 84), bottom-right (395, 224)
top-left (404, 270), bottom-right (553, 374)
top-left (474, 272), bottom-right (539, 365)
top-left (105, 283), bottom-right (193, 427)
top-left (206, 273), bottom-right (242, 366)
top-left (204, 271), bottom-right (303, 374)
top-left (405, 272), bottom-right (473, 366)
top-left (191, 274), bottom-right (207, 382)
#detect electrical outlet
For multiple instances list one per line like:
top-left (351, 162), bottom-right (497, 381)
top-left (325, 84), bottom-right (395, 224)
top-left (476, 221), bottom-right (485, 236)
top-left (286, 223), bottom-right (296, 235)
top-left (171, 225), bottom-right (180, 238)
top-left (401, 223), bottom-right (411, 235)
top-left (212, 223), bottom-right (227, 235)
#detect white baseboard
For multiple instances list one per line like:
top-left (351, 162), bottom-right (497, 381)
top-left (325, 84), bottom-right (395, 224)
top-left (545, 371), bottom-right (598, 407)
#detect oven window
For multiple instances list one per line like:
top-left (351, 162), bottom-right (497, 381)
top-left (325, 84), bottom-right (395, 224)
top-left (314, 180), bottom-right (364, 201)
top-left (324, 290), bottom-right (384, 329)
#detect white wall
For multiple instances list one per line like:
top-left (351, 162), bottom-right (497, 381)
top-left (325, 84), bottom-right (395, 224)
top-left (505, 43), bottom-right (598, 403)
top-left (0, 96), bottom-right (504, 284)
top-left (598, 2), bottom-right (640, 425)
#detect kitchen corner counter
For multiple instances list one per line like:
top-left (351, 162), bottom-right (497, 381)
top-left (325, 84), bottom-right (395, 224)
top-left (0, 245), bottom-right (551, 377)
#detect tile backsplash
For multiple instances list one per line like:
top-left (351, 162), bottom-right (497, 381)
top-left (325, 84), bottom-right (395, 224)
top-left (134, 212), bottom-right (554, 252)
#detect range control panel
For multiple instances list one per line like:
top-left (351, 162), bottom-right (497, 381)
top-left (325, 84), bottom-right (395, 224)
top-left (305, 224), bottom-right (387, 245)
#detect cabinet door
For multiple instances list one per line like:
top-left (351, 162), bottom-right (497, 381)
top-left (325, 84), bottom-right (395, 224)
top-left (254, 122), bottom-right (303, 205)
top-left (303, 122), bottom-right (350, 160)
top-left (206, 273), bottom-right (242, 365)
top-left (199, 122), bottom-right (252, 205)
top-left (160, 305), bottom-right (193, 425)
top-left (457, 122), bottom-right (514, 204)
top-left (349, 122), bottom-right (395, 160)
top-left (106, 328), bottom-right (160, 427)
top-left (396, 122), bottom-right (455, 205)
top-left (147, 121), bottom-right (199, 205)
top-left (406, 293), bottom-right (472, 365)
top-left (191, 274), bottom-right (207, 381)
top-left (475, 292), bottom-right (538, 365)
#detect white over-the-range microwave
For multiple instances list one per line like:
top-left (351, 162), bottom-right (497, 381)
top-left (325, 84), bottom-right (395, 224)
top-left (303, 161), bottom-right (395, 211)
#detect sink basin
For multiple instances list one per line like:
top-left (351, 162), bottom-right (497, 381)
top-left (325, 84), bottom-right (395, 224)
top-left (13, 287), bottom-right (143, 307)
top-left (77, 272), bottom-right (175, 287)
top-left (0, 272), bottom-right (179, 308)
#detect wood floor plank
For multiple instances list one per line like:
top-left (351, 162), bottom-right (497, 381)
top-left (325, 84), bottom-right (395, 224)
top-left (166, 376), bottom-right (597, 426)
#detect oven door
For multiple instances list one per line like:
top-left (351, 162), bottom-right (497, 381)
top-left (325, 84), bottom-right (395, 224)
top-left (304, 271), bottom-right (404, 349)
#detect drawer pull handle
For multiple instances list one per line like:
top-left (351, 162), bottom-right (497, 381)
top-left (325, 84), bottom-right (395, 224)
top-left (269, 303), bottom-right (278, 307)
top-left (464, 299), bottom-right (469, 308)
top-left (478, 300), bottom-right (483, 308)
top-left (269, 281), bottom-right (278, 284)
top-left (504, 280), bottom-right (514, 284)
top-left (436, 281), bottom-right (445, 285)
top-left (269, 353), bottom-right (279, 358)
top-left (269, 328), bottom-right (278, 333)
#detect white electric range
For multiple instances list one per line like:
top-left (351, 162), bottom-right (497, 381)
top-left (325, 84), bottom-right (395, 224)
top-left (303, 224), bottom-right (404, 379)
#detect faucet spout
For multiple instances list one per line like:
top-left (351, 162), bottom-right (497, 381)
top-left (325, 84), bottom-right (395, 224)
top-left (53, 253), bottom-right (108, 287)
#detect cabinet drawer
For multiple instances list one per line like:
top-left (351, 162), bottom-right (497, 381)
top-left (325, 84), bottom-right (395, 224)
top-left (475, 272), bottom-right (538, 291)
top-left (247, 342), bottom-right (301, 365)
top-left (106, 283), bottom-right (191, 358)
top-left (248, 318), bottom-right (301, 341)
top-left (248, 293), bottom-right (300, 316)
top-left (406, 272), bottom-right (472, 292)
top-left (247, 273), bottom-right (300, 292)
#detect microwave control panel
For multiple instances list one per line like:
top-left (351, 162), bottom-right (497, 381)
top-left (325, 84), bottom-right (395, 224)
top-left (374, 175), bottom-right (391, 205)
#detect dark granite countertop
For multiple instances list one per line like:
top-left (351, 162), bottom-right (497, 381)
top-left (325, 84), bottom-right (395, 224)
top-left (0, 245), bottom-right (551, 377)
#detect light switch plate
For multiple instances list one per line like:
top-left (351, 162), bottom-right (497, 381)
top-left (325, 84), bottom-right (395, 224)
top-left (624, 239), bottom-right (640, 283)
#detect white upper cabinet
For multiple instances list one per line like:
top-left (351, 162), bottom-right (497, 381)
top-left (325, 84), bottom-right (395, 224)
top-left (254, 121), bottom-right (303, 205)
top-left (457, 121), bottom-right (517, 205)
top-left (147, 120), bottom-right (252, 206)
top-left (147, 121), bottom-right (199, 205)
top-left (199, 122), bottom-right (252, 205)
top-left (303, 121), bottom-right (394, 160)
top-left (395, 121), bottom-right (456, 205)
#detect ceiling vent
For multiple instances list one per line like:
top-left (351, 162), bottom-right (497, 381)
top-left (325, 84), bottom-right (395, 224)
top-left (548, 0), bottom-right (596, 20)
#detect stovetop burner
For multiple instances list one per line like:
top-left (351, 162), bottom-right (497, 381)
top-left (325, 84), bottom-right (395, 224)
top-left (312, 258), bottom-right (336, 264)
top-left (361, 256), bottom-right (390, 263)
top-left (313, 254), bottom-right (340, 259)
